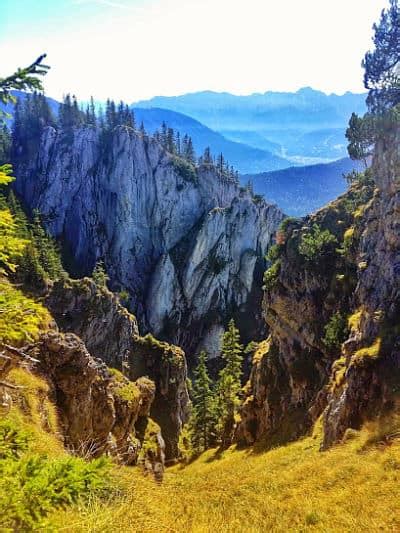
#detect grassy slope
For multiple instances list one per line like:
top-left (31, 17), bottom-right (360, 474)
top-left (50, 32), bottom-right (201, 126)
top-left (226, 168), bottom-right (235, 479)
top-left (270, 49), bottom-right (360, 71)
top-left (52, 421), bottom-right (400, 532)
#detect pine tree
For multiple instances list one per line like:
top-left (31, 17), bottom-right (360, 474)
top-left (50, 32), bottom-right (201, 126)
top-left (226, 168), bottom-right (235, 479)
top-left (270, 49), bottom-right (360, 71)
top-left (89, 96), bottom-right (97, 126)
top-left (176, 131), bottom-right (181, 156)
top-left (0, 124), bottom-right (11, 164)
top-left (201, 146), bottom-right (212, 166)
top-left (246, 180), bottom-right (254, 195)
top-left (216, 319), bottom-right (243, 448)
top-left (186, 137), bottom-right (196, 164)
top-left (346, 112), bottom-right (375, 167)
top-left (166, 127), bottom-right (176, 153)
top-left (92, 260), bottom-right (109, 287)
top-left (0, 56), bottom-right (49, 275)
top-left (16, 242), bottom-right (47, 289)
top-left (216, 153), bottom-right (225, 175)
top-left (190, 351), bottom-right (218, 453)
top-left (363, 0), bottom-right (400, 113)
top-left (30, 210), bottom-right (64, 280)
top-left (161, 121), bottom-right (168, 147)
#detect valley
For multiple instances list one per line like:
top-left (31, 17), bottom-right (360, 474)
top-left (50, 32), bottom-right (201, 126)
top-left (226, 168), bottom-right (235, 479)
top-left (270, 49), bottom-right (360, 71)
top-left (0, 0), bottom-right (399, 530)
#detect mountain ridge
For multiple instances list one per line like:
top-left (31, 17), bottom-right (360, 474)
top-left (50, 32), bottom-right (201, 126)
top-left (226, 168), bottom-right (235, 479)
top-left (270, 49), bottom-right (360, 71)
top-left (245, 157), bottom-right (365, 216)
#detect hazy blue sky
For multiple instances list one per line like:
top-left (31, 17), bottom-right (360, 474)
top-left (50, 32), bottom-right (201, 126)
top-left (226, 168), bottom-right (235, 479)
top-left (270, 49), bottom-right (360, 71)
top-left (0, 0), bottom-right (389, 102)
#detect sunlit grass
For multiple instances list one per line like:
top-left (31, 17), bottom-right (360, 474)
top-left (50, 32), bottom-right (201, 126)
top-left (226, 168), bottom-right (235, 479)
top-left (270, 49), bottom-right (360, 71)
top-left (52, 421), bottom-right (400, 532)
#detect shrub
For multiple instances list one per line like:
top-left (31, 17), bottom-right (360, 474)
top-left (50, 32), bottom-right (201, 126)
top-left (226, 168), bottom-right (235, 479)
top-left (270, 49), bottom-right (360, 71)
top-left (0, 419), bottom-right (32, 460)
top-left (266, 243), bottom-right (281, 262)
top-left (323, 312), bottom-right (349, 351)
top-left (344, 168), bottom-right (374, 187)
top-left (279, 216), bottom-right (300, 235)
top-left (171, 156), bottom-right (197, 183)
top-left (92, 261), bottom-right (109, 287)
top-left (348, 309), bottom-right (363, 331)
top-left (342, 226), bottom-right (355, 256)
top-left (263, 259), bottom-right (281, 291)
top-left (0, 454), bottom-right (110, 530)
top-left (0, 280), bottom-right (51, 344)
top-left (299, 224), bottom-right (337, 261)
top-left (0, 413), bottom-right (111, 530)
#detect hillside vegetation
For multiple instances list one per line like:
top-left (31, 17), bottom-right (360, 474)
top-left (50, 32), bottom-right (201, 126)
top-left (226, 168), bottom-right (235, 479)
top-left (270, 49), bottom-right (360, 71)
top-left (52, 420), bottom-right (400, 532)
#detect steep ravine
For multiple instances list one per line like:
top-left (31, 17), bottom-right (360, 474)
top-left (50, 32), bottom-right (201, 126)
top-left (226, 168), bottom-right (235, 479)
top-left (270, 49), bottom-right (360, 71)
top-left (13, 125), bottom-right (283, 359)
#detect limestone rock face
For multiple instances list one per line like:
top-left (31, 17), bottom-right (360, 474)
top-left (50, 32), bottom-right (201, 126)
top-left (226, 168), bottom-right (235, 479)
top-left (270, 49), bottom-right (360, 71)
top-left (238, 124), bottom-right (400, 449)
top-left (237, 189), bottom-right (363, 445)
top-left (46, 278), bottom-right (189, 460)
top-left (13, 125), bottom-right (283, 357)
top-left (32, 331), bottom-right (165, 475)
top-left (322, 126), bottom-right (400, 447)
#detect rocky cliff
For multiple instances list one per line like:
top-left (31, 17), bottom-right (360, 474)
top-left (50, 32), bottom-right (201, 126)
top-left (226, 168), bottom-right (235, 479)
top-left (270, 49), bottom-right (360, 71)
top-left (46, 277), bottom-right (190, 460)
top-left (13, 125), bottom-right (283, 358)
top-left (237, 122), bottom-right (400, 447)
top-left (322, 123), bottom-right (400, 447)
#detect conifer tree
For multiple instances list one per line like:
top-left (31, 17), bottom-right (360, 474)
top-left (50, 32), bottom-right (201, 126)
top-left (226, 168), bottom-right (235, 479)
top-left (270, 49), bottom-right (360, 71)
top-left (161, 121), bottom-right (168, 147)
top-left (201, 146), bottom-right (212, 166)
top-left (346, 112), bottom-right (375, 167)
top-left (186, 137), bottom-right (196, 164)
top-left (92, 260), bottom-right (109, 288)
top-left (363, 0), bottom-right (400, 112)
top-left (0, 124), bottom-right (11, 164)
top-left (166, 127), bottom-right (175, 153)
top-left (190, 351), bottom-right (218, 453)
top-left (217, 153), bottom-right (225, 174)
top-left (89, 96), bottom-right (97, 126)
top-left (0, 56), bottom-right (49, 275)
top-left (216, 319), bottom-right (244, 447)
top-left (30, 210), bottom-right (64, 280)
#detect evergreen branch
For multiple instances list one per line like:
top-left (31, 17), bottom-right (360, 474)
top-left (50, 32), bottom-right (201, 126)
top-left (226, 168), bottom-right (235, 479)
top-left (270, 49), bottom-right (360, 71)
top-left (0, 54), bottom-right (50, 105)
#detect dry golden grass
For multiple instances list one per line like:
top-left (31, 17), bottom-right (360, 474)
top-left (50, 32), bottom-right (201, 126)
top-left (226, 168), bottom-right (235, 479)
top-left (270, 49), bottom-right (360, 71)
top-left (51, 421), bottom-right (400, 533)
top-left (7, 367), bottom-right (64, 457)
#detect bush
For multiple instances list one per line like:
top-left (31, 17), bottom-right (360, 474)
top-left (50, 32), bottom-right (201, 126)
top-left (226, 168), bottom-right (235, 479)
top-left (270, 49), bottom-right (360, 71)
top-left (0, 280), bottom-right (51, 344)
top-left (263, 259), bottom-right (281, 290)
top-left (0, 415), bottom-right (111, 530)
top-left (0, 420), bottom-right (31, 460)
top-left (322, 312), bottom-right (349, 351)
top-left (299, 224), bottom-right (337, 261)
top-left (171, 156), bottom-right (197, 183)
top-left (266, 243), bottom-right (281, 262)
top-left (279, 216), bottom-right (300, 235)
top-left (0, 454), bottom-right (110, 530)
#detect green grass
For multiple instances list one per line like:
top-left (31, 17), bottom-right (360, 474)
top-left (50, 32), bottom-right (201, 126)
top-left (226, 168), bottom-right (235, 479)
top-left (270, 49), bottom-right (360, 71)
top-left (0, 368), bottom-right (113, 531)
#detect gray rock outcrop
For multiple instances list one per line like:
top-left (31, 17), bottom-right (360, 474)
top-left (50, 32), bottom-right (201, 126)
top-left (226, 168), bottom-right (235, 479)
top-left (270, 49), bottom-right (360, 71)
top-left (13, 125), bottom-right (283, 358)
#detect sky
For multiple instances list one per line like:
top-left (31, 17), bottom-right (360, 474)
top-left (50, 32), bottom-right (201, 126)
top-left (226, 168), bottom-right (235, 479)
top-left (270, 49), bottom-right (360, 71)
top-left (0, 0), bottom-right (389, 103)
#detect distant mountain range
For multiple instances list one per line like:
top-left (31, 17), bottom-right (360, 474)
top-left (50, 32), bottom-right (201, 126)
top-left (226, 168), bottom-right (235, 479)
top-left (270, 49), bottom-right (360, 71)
top-left (244, 157), bottom-right (365, 217)
top-left (1, 92), bottom-right (290, 173)
top-left (3, 90), bottom-right (366, 215)
top-left (133, 107), bottom-right (290, 173)
top-left (134, 88), bottom-right (367, 164)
